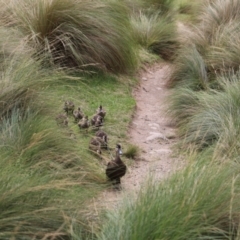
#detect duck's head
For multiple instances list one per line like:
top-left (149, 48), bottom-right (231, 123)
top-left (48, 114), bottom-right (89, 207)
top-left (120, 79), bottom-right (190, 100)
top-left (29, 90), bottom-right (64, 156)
top-left (116, 144), bottom-right (123, 155)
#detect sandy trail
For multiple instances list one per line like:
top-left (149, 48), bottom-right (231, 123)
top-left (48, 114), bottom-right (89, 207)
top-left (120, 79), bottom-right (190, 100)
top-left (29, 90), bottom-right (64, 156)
top-left (87, 62), bottom-right (184, 219)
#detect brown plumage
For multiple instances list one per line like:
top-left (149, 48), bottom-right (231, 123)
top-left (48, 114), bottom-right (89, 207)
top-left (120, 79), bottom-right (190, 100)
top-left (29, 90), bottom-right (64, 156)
top-left (106, 144), bottom-right (126, 187)
top-left (95, 130), bottom-right (108, 149)
top-left (96, 105), bottom-right (106, 119)
top-left (63, 100), bottom-right (75, 115)
top-left (78, 116), bottom-right (90, 130)
top-left (73, 107), bottom-right (84, 122)
top-left (55, 113), bottom-right (68, 127)
top-left (91, 114), bottom-right (103, 129)
top-left (89, 137), bottom-right (102, 155)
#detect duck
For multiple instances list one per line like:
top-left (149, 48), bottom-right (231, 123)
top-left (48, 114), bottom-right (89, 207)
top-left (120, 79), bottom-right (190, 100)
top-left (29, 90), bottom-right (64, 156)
top-left (63, 100), bottom-right (75, 115)
top-left (78, 116), bottom-right (90, 131)
top-left (89, 137), bottom-right (102, 155)
top-left (106, 144), bottom-right (127, 188)
top-left (91, 114), bottom-right (103, 129)
top-left (96, 105), bottom-right (106, 119)
top-left (55, 113), bottom-right (68, 127)
top-left (95, 130), bottom-right (108, 149)
top-left (73, 107), bottom-right (84, 122)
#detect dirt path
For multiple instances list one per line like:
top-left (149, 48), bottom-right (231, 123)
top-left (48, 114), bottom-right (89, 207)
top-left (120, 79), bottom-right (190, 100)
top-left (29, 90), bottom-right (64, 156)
top-left (126, 62), bottom-right (183, 188)
top-left (87, 62), bottom-right (184, 218)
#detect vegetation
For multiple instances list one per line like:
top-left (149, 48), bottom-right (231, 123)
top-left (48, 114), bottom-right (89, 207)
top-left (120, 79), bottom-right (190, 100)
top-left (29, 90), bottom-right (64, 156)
top-left (123, 144), bottom-right (140, 159)
top-left (168, 0), bottom-right (240, 154)
top-left (3, 0), bottom-right (240, 239)
top-left (4, 0), bottom-right (137, 74)
top-left (130, 10), bottom-right (178, 61)
top-left (98, 157), bottom-right (240, 240)
top-left (98, 0), bottom-right (240, 239)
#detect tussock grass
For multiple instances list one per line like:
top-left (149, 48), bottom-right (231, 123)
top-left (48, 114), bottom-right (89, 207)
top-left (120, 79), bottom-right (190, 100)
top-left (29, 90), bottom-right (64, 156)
top-left (167, 86), bottom-right (200, 130)
top-left (168, 46), bottom-right (209, 89)
top-left (168, 0), bottom-right (240, 156)
top-left (131, 10), bottom-right (178, 61)
top-left (168, 70), bottom-right (240, 159)
top-left (0, 45), bottom-right (137, 237)
top-left (206, 22), bottom-right (240, 74)
top-left (0, 113), bottom-right (104, 239)
top-left (5, 0), bottom-right (137, 74)
top-left (170, 0), bottom-right (240, 87)
top-left (0, 57), bottom-right (44, 117)
top-left (199, 0), bottom-right (240, 38)
top-left (123, 144), bottom-right (140, 159)
top-left (0, 56), bottom-right (107, 238)
top-left (123, 0), bottom-right (174, 13)
top-left (140, 0), bottom-right (174, 12)
top-left (173, 0), bottom-right (208, 22)
top-left (98, 159), bottom-right (240, 239)
top-left (138, 47), bottom-right (161, 65)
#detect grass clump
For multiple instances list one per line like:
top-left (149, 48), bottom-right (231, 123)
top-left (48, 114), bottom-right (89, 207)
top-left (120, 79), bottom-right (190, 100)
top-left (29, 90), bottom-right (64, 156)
top-left (6, 0), bottom-right (137, 74)
top-left (0, 56), bottom-right (107, 238)
top-left (168, 69), bottom-right (240, 159)
top-left (168, 46), bottom-right (209, 89)
top-left (199, 0), bottom-right (240, 38)
top-left (98, 159), bottom-right (240, 239)
top-left (168, 0), bottom-right (240, 155)
top-left (0, 111), bottom-right (103, 239)
top-left (131, 10), bottom-right (178, 61)
top-left (123, 144), bottom-right (140, 159)
top-left (169, 0), bottom-right (240, 88)
top-left (123, 0), bottom-right (174, 12)
top-left (140, 0), bottom-right (174, 12)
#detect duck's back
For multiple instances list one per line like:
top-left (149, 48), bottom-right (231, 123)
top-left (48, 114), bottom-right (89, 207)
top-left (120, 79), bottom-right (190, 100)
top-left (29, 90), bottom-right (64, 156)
top-left (106, 161), bottom-right (126, 180)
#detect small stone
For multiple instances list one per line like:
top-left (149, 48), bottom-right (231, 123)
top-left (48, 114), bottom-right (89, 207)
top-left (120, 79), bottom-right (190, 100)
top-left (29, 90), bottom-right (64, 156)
top-left (146, 132), bottom-right (165, 141)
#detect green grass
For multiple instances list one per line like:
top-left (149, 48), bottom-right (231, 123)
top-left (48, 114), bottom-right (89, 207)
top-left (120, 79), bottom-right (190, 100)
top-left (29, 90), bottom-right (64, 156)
top-left (0, 0), bottom-right (141, 236)
top-left (131, 10), bottom-right (179, 61)
top-left (167, 0), bottom-right (240, 159)
top-left (168, 60), bottom-right (240, 162)
top-left (199, 0), bottom-right (240, 38)
top-left (4, 0), bottom-right (137, 74)
top-left (122, 0), bottom-right (175, 13)
top-left (140, 0), bottom-right (174, 12)
top-left (0, 48), bottom-right (137, 238)
top-left (98, 158), bottom-right (240, 239)
top-left (0, 56), bottom-right (105, 238)
top-left (4, 0), bottom-right (240, 239)
top-left (123, 144), bottom-right (140, 159)
top-left (0, 110), bottom-right (104, 239)
top-left (168, 46), bottom-right (209, 89)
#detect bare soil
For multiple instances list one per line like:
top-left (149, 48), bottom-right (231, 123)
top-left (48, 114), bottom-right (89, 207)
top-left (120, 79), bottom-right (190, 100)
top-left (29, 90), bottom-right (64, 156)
top-left (87, 62), bottom-right (185, 218)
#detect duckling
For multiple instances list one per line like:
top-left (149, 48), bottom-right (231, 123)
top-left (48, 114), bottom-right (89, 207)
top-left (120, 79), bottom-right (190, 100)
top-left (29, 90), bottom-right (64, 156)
top-left (106, 144), bottom-right (127, 188)
top-left (89, 137), bottom-right (102, 155)
top-left (91, 114), bottom-right (103, 129)
top-left (78, 116), bottom-right (90, 131)
top-left (95, 130), bottom-right (108, 149)
top-left (63, 100), bottom-right (75, 115)
top-left (55, 113), bottom-right (68, 127)
top-left (73, 107), bottom-right (84, 122)
top-left (96, 105), bottom-right (106, 119)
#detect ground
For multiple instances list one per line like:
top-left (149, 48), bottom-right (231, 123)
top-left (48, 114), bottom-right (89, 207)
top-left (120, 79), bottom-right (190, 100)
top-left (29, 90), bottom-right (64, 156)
top-left (87, 62), bottom-right (185, 218)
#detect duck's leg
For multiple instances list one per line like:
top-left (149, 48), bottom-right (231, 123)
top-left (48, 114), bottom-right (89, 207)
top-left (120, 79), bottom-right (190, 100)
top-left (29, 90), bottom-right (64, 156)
top-left (116, 178), bottom-right (121, 185)
top-left (113, 178), bottom-right (122, 190)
